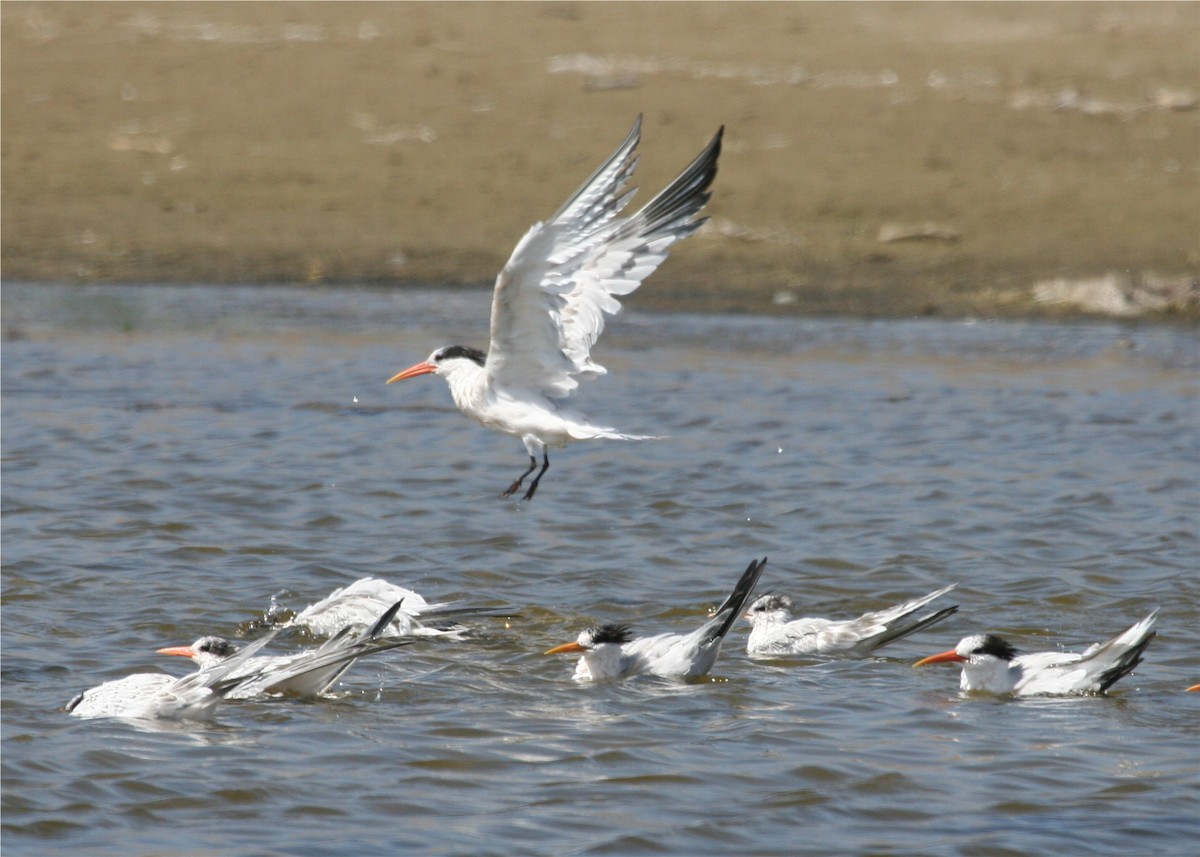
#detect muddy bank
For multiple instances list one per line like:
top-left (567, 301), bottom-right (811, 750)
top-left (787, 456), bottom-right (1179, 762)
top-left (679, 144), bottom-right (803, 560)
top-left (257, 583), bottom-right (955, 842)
top-left (3, 2), bottom-right (1197, 319)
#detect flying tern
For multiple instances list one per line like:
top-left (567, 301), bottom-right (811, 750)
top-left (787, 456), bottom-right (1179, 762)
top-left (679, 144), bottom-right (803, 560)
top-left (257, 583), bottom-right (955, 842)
top-left (388, 115), bottom-right (723, 500)
top-left (744, 584), bottom-right (958, 657)
top-left (914, 610), bottom-right (1158, 695)
top-left (157, 599), bottom-right (415, 698)
top-left (545, 557), bottom-right (765, 680)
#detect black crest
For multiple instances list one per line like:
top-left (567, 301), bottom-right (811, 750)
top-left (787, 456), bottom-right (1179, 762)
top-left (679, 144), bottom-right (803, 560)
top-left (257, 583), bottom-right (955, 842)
top-left (436, 345), bottom-right (486, 366)
top-left (590, 623), bottom-right (634, 645)
top-left (973, 634), bottom-right (1018, 661)
top-left (195, 637), bottom-right (238, 658)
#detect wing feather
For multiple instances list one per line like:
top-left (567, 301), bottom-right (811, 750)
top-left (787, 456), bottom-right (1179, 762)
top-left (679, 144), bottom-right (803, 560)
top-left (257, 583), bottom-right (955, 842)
top-left (487, 117), bottom-right (722, 399)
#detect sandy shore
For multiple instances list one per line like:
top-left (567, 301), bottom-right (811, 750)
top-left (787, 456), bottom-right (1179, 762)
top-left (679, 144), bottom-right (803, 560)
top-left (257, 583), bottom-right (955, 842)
top-left (2, 2), bottom-right (1197, 319)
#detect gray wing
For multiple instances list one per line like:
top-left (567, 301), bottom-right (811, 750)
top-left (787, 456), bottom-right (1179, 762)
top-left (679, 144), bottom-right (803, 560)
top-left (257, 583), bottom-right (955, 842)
top-left (486, 117), bottom-right (722, 399)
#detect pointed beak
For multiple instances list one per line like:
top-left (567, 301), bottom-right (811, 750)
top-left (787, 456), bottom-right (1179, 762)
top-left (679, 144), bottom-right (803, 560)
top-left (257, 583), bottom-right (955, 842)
top-left (1187, 684), bottom-right (1200, 692)
top-left (914, 650), bottom-right (967, 667)
top-left (387, 361), bottom-right (437, 384)
top-left (156, 646), bottom-right (196, 658)
top-left (544, 642), bottom-right (588, 655)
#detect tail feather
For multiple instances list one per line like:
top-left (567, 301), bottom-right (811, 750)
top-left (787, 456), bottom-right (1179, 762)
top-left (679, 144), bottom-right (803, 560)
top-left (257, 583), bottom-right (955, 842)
top-left (1089, 611), bottom-right (1159, 692)
top-left (863, 604), bottom-right (959, 653)
top-left (1095, 631), bottom-right (1155, 692)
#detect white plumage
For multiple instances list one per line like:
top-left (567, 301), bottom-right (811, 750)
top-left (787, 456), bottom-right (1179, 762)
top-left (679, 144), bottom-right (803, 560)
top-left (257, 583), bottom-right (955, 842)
top-left (388, 116), bottom-right (723, 499)
top-left (284, 577), bottom-right (469, 638)
top-left (744, 584), bottom-right (958, 657)
top-left (915, 610), bottom-right (1158, 696)
top-left (283, 578), bottom-right (451, 638)
top-left (545, 557), bottom-right (765, 681)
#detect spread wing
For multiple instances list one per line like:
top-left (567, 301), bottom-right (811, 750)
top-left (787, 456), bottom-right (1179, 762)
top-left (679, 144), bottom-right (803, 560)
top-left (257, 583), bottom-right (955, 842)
top-left (485, 116), bottom-right (723, 399)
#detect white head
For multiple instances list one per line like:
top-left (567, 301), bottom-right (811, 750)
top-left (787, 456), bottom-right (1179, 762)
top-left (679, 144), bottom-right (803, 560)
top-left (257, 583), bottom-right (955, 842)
top-left (545, 623), bottom-right (633, 677)
top-left (388, 345), bottom-right (487, 383)
top-left (915, 633), bottom-right (1019, 693)
top-left (157, 636), bottom-right (239, 669)
top-left (546, 623), bottom-right (633, 654)
top-left (743, 593), bottom-right (795, 625)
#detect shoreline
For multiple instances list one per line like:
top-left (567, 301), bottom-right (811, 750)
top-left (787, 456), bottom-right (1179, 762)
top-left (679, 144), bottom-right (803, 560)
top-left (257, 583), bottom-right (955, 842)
top-left (3, 3), bottom-right (1197, 321)
top-left (6, 276), bottom-right (1197, 326)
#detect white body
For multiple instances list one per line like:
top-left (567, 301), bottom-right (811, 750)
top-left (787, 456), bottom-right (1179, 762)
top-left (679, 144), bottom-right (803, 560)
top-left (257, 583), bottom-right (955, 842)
top-left (437, 359), bottom-right (644, 458)
top-left (745, 584), bottom-right (958, 657)
top-left (65, 672), bottom-right (214, 721)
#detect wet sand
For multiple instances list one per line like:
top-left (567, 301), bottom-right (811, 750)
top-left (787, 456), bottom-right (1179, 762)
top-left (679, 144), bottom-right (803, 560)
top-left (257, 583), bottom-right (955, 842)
top-left (2, 2), bottom-right (1197, 318)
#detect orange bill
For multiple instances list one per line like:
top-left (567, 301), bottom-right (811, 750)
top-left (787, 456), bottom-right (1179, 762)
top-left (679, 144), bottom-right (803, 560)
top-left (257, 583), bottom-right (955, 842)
top-left (156, 645), bottom-right (196, 658)
top-left (914, 650), bottom-right (967, 667)
top-left (387, 362), bottom-right (437, 384)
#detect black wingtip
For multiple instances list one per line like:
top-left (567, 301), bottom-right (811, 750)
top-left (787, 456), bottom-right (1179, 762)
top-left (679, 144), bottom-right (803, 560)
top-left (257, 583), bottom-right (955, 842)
top-left (630, 123), bottom-right (724, 236)
top-left (1096, 630), bottom-right (1156, 693)
top-left (706, 556), bottom-right (767, 645)
top-left (364, 599), bottom-right (407, 642)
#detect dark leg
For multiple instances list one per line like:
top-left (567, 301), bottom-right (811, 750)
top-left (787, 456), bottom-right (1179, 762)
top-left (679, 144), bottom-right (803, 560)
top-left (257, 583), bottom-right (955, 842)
top-left (522, 452), bottom-right (551, 501)
top-left (502, 455), bottom-right (539, 498)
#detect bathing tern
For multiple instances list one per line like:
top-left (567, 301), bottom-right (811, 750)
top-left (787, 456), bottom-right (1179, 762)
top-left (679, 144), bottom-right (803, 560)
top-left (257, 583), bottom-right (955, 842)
top-left (65, 631), bottom-right (281, 721)
top-left (157, 599), bottom-right (416, 699)
top-left (388, 116), bottom-right (723, 500)
top-left (914, 610), bottom-right (1158, 695)
top-left (284, 576), bottom-right (500, 639)
top-left (744, 584), bottom-right (958, 657)
top-left (545, 557), bottom-right (765, 680)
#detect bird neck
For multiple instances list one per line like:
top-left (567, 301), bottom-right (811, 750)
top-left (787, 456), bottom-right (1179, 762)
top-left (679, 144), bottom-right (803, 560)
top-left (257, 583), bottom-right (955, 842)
top-left (440, 359), bottom-right (488, 407)
top-left (962, 656), bottom-right (1019, 693)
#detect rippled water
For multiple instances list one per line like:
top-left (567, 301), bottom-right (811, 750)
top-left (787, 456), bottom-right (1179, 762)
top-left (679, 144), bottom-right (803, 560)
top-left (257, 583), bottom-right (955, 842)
top-left (3, 282), bottom-right (1198, 856)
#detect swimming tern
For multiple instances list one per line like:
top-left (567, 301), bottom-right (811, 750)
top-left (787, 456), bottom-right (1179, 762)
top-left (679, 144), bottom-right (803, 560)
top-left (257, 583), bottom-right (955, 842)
top-left (545, 557), bottom-right (765, 680)
top-left (744, 584), bottom-right (958, 657)
top-left (914, 610), bottom-right (1158, 695)
top-left (65, 631), bottom-right (280, 721)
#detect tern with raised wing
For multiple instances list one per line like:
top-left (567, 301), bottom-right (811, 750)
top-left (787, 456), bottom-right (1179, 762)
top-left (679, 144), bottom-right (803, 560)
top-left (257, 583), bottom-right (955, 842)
top-left (157, 600), bottom-right (415, 699)
top-left (744, 584), bottom-right (958, 657)
top-left (388, 116), bottom-right (723, 500)
top-left (914, 610), bottom-right (1158, 695)
top-left (65, 632), bottom-right (280, 721)
top-left (545, 557), bottom-right (765, 680)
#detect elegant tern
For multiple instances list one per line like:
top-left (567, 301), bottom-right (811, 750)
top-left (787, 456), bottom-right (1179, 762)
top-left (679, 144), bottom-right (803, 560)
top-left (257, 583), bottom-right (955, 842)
top-left (388, 115), bottom-right (724, 500)
top-left (158, 599), bottom-right (415, 698)
top-left (914, 610), bottom-right (1158, 695)
top-left (65, 631), bottom-right (280, 721)
top-left (744, 584), bottom-right (958, 657)
top-left (284, 577), bottom-right (483, 638)
top-left (545, 557), bottom-right (765, 680)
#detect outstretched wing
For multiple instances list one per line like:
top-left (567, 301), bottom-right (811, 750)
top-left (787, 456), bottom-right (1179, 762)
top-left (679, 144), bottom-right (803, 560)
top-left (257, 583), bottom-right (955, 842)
top-left (486, 117), bottom-right (722, 399)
